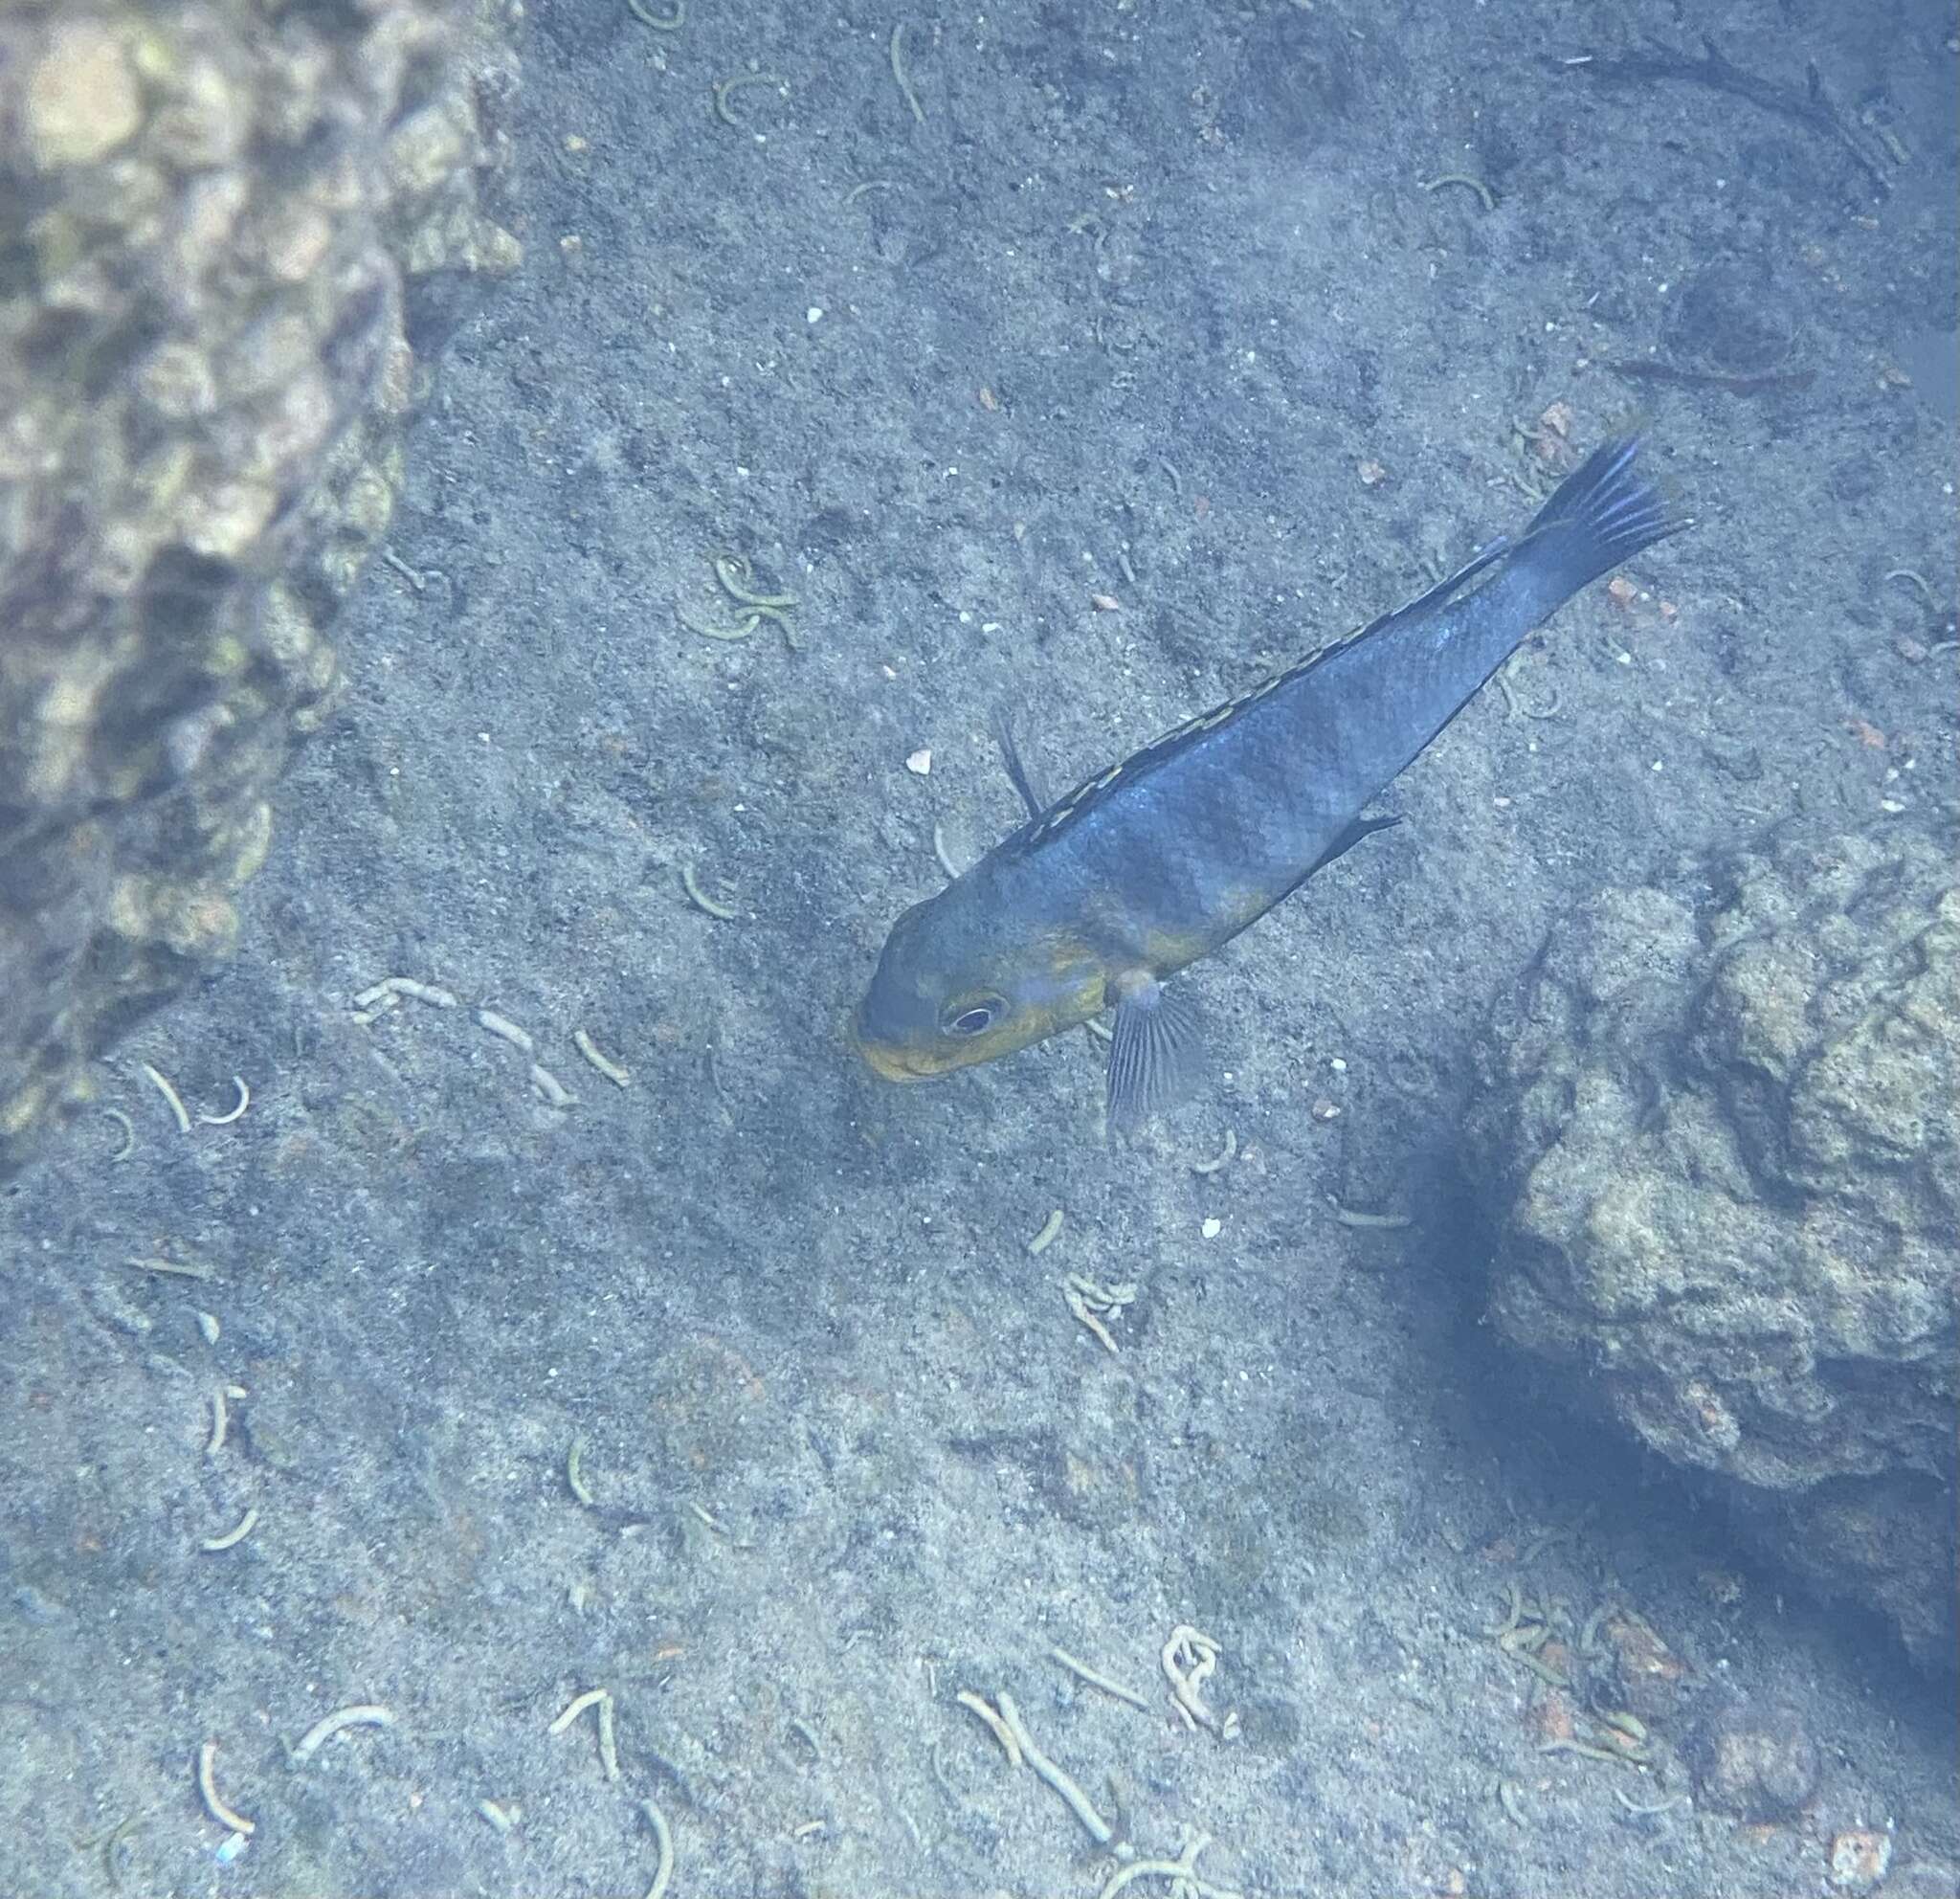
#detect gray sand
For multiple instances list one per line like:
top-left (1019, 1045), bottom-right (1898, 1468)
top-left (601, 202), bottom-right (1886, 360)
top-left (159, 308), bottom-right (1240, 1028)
top-left (4, 2), bottom-right (1954, 1894)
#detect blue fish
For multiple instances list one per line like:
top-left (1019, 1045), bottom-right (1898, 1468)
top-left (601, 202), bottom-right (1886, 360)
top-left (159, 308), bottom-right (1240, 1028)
top-left (855, 436), bottom-right (1686, 1126)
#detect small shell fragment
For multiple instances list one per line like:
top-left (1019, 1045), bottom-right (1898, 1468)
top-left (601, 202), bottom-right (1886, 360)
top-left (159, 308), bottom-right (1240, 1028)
top-left (197, 1077), bottom-right (250, 1126)
top-left (199, 1507), bottom-right (259, 1553)
top-left (529, 1064), bottom-right (577, 1108)
top-left (196, 1740), bottom-right (255, 1836)
top-left (1537, 399), bottom-right (1575, 442)
top-left (573, 1028), bottom-right (631, 1088)
top-left (476, 1009), bottom-right (535, 1056)
top-left (905, 748), bottom-right (932, 776)
top-left (291, 1705), bottom-right (395, 1763)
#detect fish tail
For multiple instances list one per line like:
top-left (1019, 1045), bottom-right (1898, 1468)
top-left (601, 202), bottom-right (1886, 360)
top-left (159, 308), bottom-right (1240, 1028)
top-left (1505, 435), bottom-right (1688, 611)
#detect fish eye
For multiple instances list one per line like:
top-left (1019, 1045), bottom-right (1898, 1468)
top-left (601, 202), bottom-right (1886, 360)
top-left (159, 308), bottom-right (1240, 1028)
top-left (941, 996), bottom-right (1005, 1038)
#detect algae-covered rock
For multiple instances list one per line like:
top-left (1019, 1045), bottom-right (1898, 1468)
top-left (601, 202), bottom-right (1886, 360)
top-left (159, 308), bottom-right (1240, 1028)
top-left (1467, 826), bottom-right (1957, 1668)
top-left (0, 0), bottom-right (519, 1180)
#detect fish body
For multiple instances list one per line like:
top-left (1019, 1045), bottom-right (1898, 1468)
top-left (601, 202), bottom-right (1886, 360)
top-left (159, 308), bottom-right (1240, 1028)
top-left (855, 436), bottom-right (1685, 1124)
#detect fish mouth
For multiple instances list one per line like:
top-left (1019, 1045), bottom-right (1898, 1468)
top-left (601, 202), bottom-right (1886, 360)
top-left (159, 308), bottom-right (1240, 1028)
top-left (852, 1011), bottom-right (947, 1084)
top-left (857, 1036), bottom-right (933, 1084)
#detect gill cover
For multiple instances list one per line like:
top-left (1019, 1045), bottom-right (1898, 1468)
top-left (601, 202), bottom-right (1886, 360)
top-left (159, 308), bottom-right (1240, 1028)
top-left (852, 880), bottom-right (1102, 1083)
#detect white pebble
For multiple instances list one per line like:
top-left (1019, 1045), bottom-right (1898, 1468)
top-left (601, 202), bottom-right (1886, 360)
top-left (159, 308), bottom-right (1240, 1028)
top-left (905, 748), bottom-right (932, 775)
top-left (1200, 1217), bottom-right (1222, 1240)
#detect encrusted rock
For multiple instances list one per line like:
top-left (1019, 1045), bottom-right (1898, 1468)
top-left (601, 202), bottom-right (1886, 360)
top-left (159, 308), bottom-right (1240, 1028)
top-left (0, 0), bottom-right (519, 1179)
top-left (1584, 1608), bottom-right (1693, 1727)
top-left (1686, 1696), bottom-right (1820, 1821)
top-left (1466, 826), bottom-right (1958, 1669)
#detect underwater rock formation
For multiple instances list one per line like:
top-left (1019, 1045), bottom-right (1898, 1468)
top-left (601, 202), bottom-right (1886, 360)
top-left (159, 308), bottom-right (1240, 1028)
top-left (0, 0), bottom-right (518, 1180)
top-left (1467, 825), bottom-right (1957, 1669)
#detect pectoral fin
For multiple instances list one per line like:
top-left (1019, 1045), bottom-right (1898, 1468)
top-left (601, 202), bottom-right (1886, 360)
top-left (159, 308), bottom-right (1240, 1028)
top-left (1106, 972), bottom-right (1204, 1132)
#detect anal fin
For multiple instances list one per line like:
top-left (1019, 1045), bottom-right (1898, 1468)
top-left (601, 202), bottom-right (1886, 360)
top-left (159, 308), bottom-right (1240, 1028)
top-left (1309, 811), bottom-right (1401, 877)
top-left (1284, 811), bottom-right (1403, 901)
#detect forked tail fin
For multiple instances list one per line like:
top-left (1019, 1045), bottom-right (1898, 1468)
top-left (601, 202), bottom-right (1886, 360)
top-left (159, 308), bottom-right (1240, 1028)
top-left (1510, 435), bottom-right (1689, 604)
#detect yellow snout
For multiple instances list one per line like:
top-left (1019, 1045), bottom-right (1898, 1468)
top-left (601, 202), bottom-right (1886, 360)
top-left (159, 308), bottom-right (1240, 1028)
top-left (851, 1009), bottom-right (974, 1084)
top-left (855, 1035), bottom-right (933, 1083)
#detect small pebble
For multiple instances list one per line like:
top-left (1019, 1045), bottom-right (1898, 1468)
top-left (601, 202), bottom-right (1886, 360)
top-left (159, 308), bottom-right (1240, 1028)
top-left (905, 748), bottom-right (931, 775)
top-left (1200, 1217), bottom-right (1222, 1240)
top-left (1827, 1830), bottom-right (1892, 1890)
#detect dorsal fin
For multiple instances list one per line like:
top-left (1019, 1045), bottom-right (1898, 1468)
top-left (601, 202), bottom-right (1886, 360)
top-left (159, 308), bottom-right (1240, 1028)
top-left (991, 706), bottom-right (1048, 819)
top-left (1015, 536), bottom-right (1514, 852)
top-left (1348, 532), bottom-right (1512, 641)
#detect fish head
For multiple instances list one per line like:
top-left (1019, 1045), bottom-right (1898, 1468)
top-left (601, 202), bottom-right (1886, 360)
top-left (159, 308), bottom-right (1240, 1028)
top-left (853, 871), bottom-right (1104, 1085)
